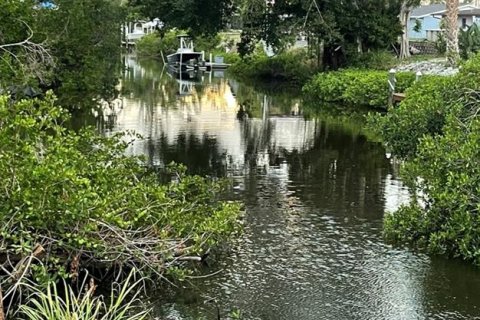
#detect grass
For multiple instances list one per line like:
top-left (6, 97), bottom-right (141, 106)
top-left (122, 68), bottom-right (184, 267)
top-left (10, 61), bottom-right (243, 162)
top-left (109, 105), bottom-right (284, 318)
top-left (19, 270), bottom-right (150, 320)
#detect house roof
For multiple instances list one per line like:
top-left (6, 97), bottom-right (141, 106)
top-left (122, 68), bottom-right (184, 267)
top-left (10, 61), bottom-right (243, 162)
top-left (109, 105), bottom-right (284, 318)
top-left (456, 7), bottom-right (480, 16)
top-left (411, 4), bottom-right (445, 18)
top-left (431, 5), bottom-right (478, 17)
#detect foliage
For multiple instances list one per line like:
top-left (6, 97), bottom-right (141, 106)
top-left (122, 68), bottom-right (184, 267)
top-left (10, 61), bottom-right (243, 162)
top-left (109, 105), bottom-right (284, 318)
top-left (194, 34), bottom-right (222, 53)
top-left (136, 31), bottom-right (229, 61)
top-left (19, 269), bottom-right (149, 320)
top-left (38, 0), bottom-right (125, 109)
top-left (129, 0), bottom-right (234, 36)
top-left (459, 23), bottom-right (480, 59)
top-left (435, 31), bottom-right (447, 54)
top-left (367, 75), bottom-right (451, 158)
top-left (346, 51), bottom-right (398, 70)
top-left (0, 0), bottom-right (52, 87)
top-left (229, 49), bottom-right (318, 84)
top-left (303, 69), bottom-right (415, 108)
top-left (0, 93), bottom-right (241, 297)
top-left (136, 31), bottom-right (181, 57)
top-left (376, 53), bottom-right (480, 264)
top-left (236, 0), bottom-right (402, 70)
top-left (413, 18), bottom-right (422, 33)
top-left (210, 51), bottom-right (241, 64)
top-left (0, 0), bottom-right (125, 111)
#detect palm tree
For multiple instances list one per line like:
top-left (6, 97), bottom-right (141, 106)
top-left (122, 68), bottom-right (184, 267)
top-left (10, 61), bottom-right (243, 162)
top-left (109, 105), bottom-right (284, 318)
top-left (445, 0), bottom-right (460, 65)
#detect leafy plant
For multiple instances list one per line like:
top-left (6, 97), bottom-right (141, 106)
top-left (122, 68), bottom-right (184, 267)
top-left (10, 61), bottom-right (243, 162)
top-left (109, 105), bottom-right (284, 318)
top-left (19, 269), bottom-right (149, 320)
top-left (459, 23), bottom-right (480, 59)
top-left (413, 19), bottom-right (422, 33)
top-left (0, 92), bottom-right (242, 308)
top-left (229, 49), bottom-right (319, 85)
top-left (346, 50), bottom-right (398, 70)
top-left (366, 75), bottom-right (451, 158)
top-left (136, 31), bottom-right (182, 57)
top-left (303, 69), bottom-right (415, 108)
top-left (374, 53), bottom-right (480, 265)
top-left (435, 31), bottom-right (447, 54)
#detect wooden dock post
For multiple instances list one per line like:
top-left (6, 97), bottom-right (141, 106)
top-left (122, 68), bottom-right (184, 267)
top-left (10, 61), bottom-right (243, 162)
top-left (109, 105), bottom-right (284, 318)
top-left (388, 68), bottom-right (396, 107)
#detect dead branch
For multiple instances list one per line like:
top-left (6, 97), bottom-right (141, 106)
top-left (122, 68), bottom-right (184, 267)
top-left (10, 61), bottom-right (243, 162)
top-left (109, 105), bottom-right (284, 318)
top-left (0, 284), bottom-right (4, 320)
top-left (0, 19), bottom-right (54, 83)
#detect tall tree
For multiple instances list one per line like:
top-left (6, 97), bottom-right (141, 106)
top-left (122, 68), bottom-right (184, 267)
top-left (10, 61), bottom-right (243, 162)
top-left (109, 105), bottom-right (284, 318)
top-left (237, 0), bottom-right (401, 68)
top-left (0, 0), bottom-right (52, 86)
top-left (445, 0), bottom-right (460, 65)
top-left (129, 0), bottom-right (234, 36)
top-left (399, 0), bottom-right (420, 59)
top-left (32, 0), bottom-right (124, 109)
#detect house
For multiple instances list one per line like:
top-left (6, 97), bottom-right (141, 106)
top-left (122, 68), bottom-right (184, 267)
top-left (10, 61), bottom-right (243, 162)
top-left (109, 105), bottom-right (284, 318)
top-left (434, 7), bottom-right (480, 29)
top-left (123, 18), bottom-right (163, 45)
top-left (408, 4), bottom-right (445, 40)
top-left (408, 4), bottom-right (477, 42)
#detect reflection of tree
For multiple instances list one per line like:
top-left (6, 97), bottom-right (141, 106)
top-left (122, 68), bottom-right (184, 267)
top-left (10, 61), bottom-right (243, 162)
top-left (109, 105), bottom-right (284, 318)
top-left (121, 58), bottom-right (179, 108)
top-left (233, 80), bottom-right (302, 118)
top-left (284, 120), bottom-right (392, 218)
top-left (148, 133), bottom-right (228, 177)
top-left (421, 258), bottom-right (480, 317)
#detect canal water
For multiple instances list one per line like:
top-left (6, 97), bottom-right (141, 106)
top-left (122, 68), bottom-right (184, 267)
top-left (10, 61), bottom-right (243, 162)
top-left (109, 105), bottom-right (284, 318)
top-left (99, 57), bottom-right (480, 319)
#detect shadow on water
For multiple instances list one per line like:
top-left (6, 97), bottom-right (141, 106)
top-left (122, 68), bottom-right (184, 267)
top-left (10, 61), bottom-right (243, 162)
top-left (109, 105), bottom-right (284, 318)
top-left (91, 56), bottom-right (480, 320)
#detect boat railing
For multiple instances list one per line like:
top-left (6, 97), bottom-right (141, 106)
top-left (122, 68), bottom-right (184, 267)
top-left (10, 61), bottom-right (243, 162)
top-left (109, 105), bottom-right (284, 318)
top-left (178, 37), bottom-right (195, 52)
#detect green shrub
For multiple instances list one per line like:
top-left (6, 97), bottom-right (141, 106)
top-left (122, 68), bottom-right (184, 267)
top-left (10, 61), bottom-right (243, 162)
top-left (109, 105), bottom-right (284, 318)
top-left (229, 49), bottom-right (318, 85)
top-left (384, 115), bottom-right (480, 263)
top-left (347, 50), bottom-right (398, 70)
top-left (194, 34), bottom-right (221, 53)
top-left (459, 24), bottom-right (480, 59)
top-left (435, 32), bottom-right (447, 54)
top-left (136, 31), bottom-right (180, 57)
top-left (369, 54), bottom-right (480, 159)
top-left (376, 53), bottom-right (480, 265)
top-left (0, 93), bottom-right (241, 292)
top-left (367, 75), bottom-right (451, 158)
top-left (136, 31), bottom-right (236, 62)
top-left (303, 69), bottom-right (415, 108)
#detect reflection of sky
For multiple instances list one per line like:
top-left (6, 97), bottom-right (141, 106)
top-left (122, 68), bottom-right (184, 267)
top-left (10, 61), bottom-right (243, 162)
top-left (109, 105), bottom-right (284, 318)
top-left (384, 173), bottom-right (411, 213)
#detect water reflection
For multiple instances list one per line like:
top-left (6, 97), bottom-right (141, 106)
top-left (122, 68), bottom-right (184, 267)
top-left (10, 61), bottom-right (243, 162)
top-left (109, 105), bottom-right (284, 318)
top-left (98, 57), bottom-right (480, 320)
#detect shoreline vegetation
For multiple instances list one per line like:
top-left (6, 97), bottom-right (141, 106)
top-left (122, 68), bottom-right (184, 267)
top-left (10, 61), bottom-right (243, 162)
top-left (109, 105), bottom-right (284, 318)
top-left (0, 93), bottom-right (242, 318)
top-left (368, 54), bottom-right (480, 265)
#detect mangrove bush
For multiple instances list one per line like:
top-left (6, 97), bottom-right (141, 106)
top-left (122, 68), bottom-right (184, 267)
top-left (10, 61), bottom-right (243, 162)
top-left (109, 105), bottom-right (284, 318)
top-left (370, 53), bottom-right (480, 264)
top-left (229, 50), bottom-right (318, 85)
top-left (303, 69), bottom-right (416, 108)
top-left (0, 93), bottom-right (241, 315)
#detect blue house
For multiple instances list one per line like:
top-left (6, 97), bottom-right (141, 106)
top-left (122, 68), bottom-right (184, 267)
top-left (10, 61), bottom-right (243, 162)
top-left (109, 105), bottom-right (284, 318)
top-left (408, 4), bottom-right (444, 40)
top-left (409, 4), bottom-right (477, 41)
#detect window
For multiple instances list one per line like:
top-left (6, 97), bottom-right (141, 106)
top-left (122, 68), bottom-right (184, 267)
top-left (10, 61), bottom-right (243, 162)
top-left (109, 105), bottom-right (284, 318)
top-left (462, 18), bottom-right (467, 28)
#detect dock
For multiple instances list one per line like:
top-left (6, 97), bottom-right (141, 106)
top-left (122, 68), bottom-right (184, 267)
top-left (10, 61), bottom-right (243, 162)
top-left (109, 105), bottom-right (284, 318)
top-left (392, 92), bottom-right (406, 103)
top-left (388, 69), bottom-right (421, 107)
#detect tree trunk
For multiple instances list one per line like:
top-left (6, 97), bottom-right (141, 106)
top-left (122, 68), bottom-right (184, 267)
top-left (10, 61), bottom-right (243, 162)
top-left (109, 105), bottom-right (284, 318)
top-left (399, 2), bottom-right (411, 59)
top-left (446, 0), bottom-right (460, 66)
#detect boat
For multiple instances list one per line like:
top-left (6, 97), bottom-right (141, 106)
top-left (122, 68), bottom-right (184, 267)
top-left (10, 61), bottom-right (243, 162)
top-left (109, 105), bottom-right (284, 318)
top-left (166, 65), bottom-right (200, 96)
top-left (166, 35), bottom-right (203, 68)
